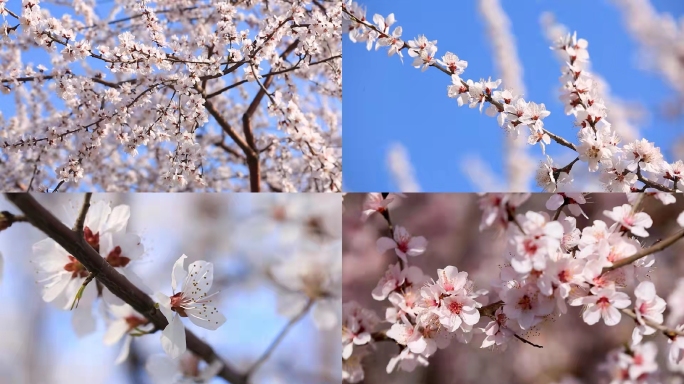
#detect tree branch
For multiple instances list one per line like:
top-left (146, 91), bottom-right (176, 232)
top-left (72, 193), bottom-right (92, 236)
top-left (4, 193), bottom-right (246, 384)
top-left (602, 229), bottom-right (684, 274)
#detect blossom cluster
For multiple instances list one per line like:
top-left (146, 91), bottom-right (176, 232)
top-left (28, 199), bottom-right (226, 382)
top-left (342, 192), bottom-right (684, 383)
top-left (342, 1), bottom-right (683, 193)
top-left (1, 194), bottom-right (342, 383)
top-left (0, 0), bottom-right (341, 192)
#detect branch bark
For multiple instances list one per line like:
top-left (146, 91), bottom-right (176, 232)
top-left (602, 229), bottom-right (684, 274)
top-left (5, 193), bottom-right (246, 384)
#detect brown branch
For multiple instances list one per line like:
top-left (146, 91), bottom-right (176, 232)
top-left (72, 193), bottom-right (91, 235)
top-left (0, 210), bottom-right (29, 231)
top-left (204, 99), bottom-right (260, 192)
top-left (621, 308), bottom-right (684, 338)
top-left (5, 194), bottom-right (246, 384)
top-left (602, 229), bottom-right (684, 274)
top-left (237, 40), bottom-right (300, 192)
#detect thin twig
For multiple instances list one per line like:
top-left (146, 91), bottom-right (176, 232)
top-left (73, 193), bottom-right (92, 235)
top-left (514, 334), bottom-right (543, 348)
top-left (602, 229), bottom-right (684, 273)
top-left (621, 308), bottom-right (684, 338)
top-left (245, 299), bottom-right (314, 378)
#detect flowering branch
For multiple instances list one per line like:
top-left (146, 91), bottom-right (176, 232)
top-left (343, 2), bottom-right (682, 192)
top-left (343, 193), bottom-right (684, 382)
top-left (602, 229), bottom-right (684, 273)
top-left (4, 193), bottom-right (246, 384)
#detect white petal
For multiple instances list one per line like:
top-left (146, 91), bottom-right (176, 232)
top-left (186, 304), bottom-right (226, 330)
top-left (0, 252), bottom-right (3, 285)
top-left (183, 260), bottom-right (213, 300)
top-left (104, 204), bottom-right (130, 233)
top-left (85, 200), bottom-right (111, 234)
top-left (160, 314), bottom-right (186, 359)
top-left (103, 319), bottom-right (130, 345)
top-left (155, 292), bottom-right (174, 323)
top-left (99, 232), bottom-right (114, 256)
top-left (603, 306), bottom-right (622, 326)
top-left (312, 299), bottom-right (338, 330)
top-left (114, 335), bottom-right (132, 365)
top-left (41, 272), bottom-right (72, 303)
top-left (32, 238), bottom-right (70, 272)
top-left (582, 305), bottom-right (601, 325)
top-left (376, 237), bottom-right (397, 254)
top-left (112, 232), bottom-right (144, 260)
top-left (108, 303), bottom-right (135, 319)
top-left (171, 255), bottom-right (187, 293)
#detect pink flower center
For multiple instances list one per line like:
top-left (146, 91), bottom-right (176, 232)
top-left (558, 270), bottom-right (570, 283)
top-left (397, 240), bottom-right (409, 254)
top-left (170, 292), bottom-right (189, 317)
top-left (518, 295), bottom-right (533, 310)
top-left (448, 300), bottom-right (463, 314)
top-left (622, 215), bottom-right (635, 227)
top-left (523, 239), bottom-right (538, 255)
top-left (597, 296), bottom-right (611, 308)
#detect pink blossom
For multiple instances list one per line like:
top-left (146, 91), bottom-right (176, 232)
top-left (376, 226), bottom-right (427, 263)
top-left (581, 287), bottom-right (631, 326)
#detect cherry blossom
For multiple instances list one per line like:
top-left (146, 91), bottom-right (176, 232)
top-left (581, 287), bottom-right (631, 326)
top-left (156, 254), bottom-right (226, 359)
top-left (103, 303), bottom-right (153, 364)
top-left (376, 225), bottom-right (427, 263)
top-left (361, 193), bottom-right (403, 221)
top-left (546, 193), bottom-right (587, 218)
top-left (371, 262), bottom-right (424, 301)
top-left (31, 199), bottom-right (144, 335)
top-left (342, 301), bottom-right (380, 359)
top-left (480, 308), bottom-right (514, 350)
top-left (603, 204), bottom-right (653, 237)
top-left (343, 1), bottom-right (682, 193)
top-left (343, 193), bottom-right (684, 381)
top-left (631, 281), bottom-right (666, 346)
top-left (271, 241), bottom-right (342, 330)
top-left (0, 1), bottom-right (341, 192)
top-left (508, 211), bottom-right (563, 273)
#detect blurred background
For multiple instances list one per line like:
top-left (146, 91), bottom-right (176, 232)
top-left (343, 193), bottom-right (684, 384)
top-left (343, 0), bottom-right (684, 192)
top-left (0, 193), bottom-right (341, 384)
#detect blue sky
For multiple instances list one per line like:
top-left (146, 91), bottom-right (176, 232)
top-left (343, 0), bottom-right (684, 192)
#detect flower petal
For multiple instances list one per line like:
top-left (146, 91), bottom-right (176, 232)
top-left (160, 314), bottom-right (186, 359)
